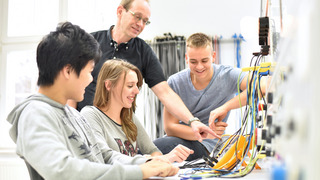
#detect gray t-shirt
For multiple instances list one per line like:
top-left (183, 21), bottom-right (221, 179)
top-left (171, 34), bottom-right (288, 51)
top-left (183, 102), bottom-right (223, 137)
top-left (168, 64), bottom-right (246, 152)
top-left (81, 106), bottom-right (161, 157)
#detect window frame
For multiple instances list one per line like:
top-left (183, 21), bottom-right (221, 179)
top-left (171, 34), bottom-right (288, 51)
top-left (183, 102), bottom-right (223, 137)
top-left (0, 0), bottom-right (64, 151)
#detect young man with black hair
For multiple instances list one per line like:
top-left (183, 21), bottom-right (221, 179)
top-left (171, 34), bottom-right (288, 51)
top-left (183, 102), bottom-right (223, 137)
top-left (7, 22), bottom-right (178, 179)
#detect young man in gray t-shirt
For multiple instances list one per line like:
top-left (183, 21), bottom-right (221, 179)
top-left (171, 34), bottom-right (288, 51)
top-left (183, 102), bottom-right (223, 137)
top-left (154, 33), bottom-right (248, 161)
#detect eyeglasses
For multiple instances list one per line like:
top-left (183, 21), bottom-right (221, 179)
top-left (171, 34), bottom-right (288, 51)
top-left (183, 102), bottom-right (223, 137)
top-left (127, 10), bottom-right (151, 25)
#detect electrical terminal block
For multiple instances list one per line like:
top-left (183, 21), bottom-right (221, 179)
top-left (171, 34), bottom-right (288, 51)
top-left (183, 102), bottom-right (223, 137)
top-left (241, 62), bottom-right (276, 75)
top-left (256, 128), bottom-right (265, 147)
top-left (258, 103), bottom-right (268, 111)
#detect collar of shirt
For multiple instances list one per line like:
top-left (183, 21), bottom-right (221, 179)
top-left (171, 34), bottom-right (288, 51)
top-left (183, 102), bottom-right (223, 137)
top-left (107, 25), bottom-right (132, 51)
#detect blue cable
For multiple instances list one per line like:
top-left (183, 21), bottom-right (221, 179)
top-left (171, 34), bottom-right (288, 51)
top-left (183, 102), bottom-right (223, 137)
top-left (232, 33), bottom-right (245, 68)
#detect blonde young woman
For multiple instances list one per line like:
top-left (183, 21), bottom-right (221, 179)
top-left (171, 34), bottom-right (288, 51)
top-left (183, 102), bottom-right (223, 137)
top-left (81, 59), bottom-right (193, 163)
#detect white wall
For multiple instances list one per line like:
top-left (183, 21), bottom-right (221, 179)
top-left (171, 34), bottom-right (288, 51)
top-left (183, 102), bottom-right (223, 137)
top-left (142, 0), bottom-right (260, 39)
top-left (141, 0), bottom-right (261, 67)
top-left (88, 0), bottom-right (261, 67)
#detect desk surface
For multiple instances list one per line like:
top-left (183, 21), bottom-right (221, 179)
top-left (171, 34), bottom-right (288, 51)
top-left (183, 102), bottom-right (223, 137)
top-left (149, 168), bottom-right (270, 180)
top-left (149, 159), bottom-right (272, 180)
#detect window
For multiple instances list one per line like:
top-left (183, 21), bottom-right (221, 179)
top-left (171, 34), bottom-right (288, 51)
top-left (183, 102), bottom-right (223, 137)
top-left (0, 45), bottom-right (38, 148)
top-left (67, 0), bottom-right (117, 33)
top-left (0, 0), bottom-right (52, 149)
top-left (7, 0), bottom-right (59, 37)
top-left (0, 0), bottom-right (119, 150)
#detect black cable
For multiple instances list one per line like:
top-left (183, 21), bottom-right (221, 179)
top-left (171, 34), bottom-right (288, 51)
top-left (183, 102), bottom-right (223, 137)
top-left (258, 75), bottom-right (267, 120)
top-left (179, 158), bottom-right (207, 169)
top-left (188, 54), bottom-right (264, 174)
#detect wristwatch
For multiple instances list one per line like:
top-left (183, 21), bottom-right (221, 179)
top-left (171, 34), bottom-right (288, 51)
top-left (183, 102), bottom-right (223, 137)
top-left (188, 117), bottom-right (200, 126)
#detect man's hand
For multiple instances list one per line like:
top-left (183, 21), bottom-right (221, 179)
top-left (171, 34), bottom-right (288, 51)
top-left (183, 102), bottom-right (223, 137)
top-left (208, 106), bottom-right (228, 130)
top-left (140, 159), bottom-right (179, 178)
top-left (207, 106), bottom-right (229, 137)
top-left (165, 144), bottom-right (194, 163)
top-left (190, 120), bottom-right (221, 142)
top-left (209, 106), bottom-right (229, 124)
top-left (208, 121), bottom-right (228, 138)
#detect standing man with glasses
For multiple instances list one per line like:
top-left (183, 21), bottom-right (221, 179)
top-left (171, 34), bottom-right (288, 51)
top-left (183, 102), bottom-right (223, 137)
top-left (69, 0), bottom-right (220, 142)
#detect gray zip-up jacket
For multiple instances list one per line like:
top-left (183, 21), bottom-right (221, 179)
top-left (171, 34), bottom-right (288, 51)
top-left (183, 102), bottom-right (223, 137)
top-left (7, 93), bottom-right (146, 180)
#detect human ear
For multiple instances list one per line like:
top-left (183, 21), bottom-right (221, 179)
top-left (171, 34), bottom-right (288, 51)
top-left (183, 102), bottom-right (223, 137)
top-left (185, 53), bottom-right (189, 65)
top-left (105, 80), bottom-right (111, 91)
top-left (62, 64), bottom-right (72, 79)
top-left (117, 5), bottom-right (125, 16)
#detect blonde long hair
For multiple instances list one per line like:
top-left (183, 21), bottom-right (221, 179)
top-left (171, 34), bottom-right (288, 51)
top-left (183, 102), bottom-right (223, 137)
top-left (94, 59), bottom-right (143, 142)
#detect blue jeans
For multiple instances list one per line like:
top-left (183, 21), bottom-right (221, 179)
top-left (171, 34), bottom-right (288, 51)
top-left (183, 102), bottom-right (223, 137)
top-left (153, 136), bottom-right (209, 161)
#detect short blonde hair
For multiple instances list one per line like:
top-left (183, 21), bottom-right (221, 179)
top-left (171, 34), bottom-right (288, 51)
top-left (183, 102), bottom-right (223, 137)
top-left (186, 32), bottom-right (213, 49)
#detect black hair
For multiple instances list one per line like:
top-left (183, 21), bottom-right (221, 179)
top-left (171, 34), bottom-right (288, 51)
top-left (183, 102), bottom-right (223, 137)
top-left (36, 21), bottom-right (101, 86)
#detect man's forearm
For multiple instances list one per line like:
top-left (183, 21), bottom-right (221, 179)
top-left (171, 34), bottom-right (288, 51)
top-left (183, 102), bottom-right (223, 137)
top-left (152, 82), bottom-right (193, 124)
top-left (153, 82), bottom-right (219, 141)
top-left (166, 124), bottom-right (198, 141)
top-left (162, 92), bottom-right (193, 124)
top-left (223, 90), bottom-right (247, 111)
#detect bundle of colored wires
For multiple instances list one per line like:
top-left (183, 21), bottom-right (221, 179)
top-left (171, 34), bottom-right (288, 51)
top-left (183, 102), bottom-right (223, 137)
top-left (179, 53), bottom-right (269, 178)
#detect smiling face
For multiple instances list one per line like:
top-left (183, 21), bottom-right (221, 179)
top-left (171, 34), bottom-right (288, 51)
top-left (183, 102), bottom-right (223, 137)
top-left (186, 45), bottom-right (215, 82)
top-left (110, 70), bottom-right (140, 109)
top-left (118, 0), bottom-right (151, 39)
